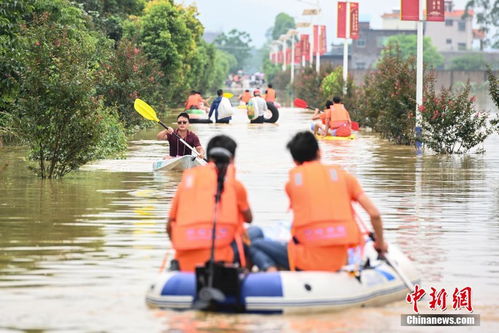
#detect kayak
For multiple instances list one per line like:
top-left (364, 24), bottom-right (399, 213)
top-left (153, 155), bottom-right (206, 172)
top-left (316, 134), bottom-right (356, 141)
top-left (145, 240), bottom-right (419, 313)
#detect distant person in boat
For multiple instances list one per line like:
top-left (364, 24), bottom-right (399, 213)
top-left (184, 90), bottom-right (206, 111)
top-left (166, 135), bottom-right (254, 272)
top-left (311, 100), bottom-right (333, 136)
top-left (208, 89), bottom-right (233, 124)
top-left (239, 89), bottom-right (251, 105)
top-left (264, 84), bottom-right (276, 104)
top-left (248, 89), bottom-right (267, 124)
top-left (156, 112), bottom-right (205, 160)
top-left (250, 132), bottom-right (387, 272)
top-left (325, 96), bottom-right (352, 137)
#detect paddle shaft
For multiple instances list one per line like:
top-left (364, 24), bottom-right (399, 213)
top-left (158, 120), bottom-right (202, 159)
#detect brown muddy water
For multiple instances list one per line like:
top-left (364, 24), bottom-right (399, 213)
top-left (1, 107), bottom-right (498, 332)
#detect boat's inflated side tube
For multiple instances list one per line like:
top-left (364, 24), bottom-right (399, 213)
top-left (264, 102), bottom-right (279, 123)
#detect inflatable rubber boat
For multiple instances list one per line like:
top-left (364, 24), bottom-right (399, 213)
top-left (145, 240), bottom-right (419, 313)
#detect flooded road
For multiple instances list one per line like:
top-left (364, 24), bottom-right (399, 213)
top-left (1, 107), bottom-right (498, 332)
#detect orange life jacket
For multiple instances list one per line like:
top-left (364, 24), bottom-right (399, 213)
top-left (241, 92), bottom-right (251, 103)
top-left (172, 163), bottom-right (240, 271)
top-left (265, 88), bottom-right (276, 102)
top-left (286, 161), bottom-right (362, 270)
top-left (185, 95), bottom-right (199, 110)
top-left (327, 104), bottom-right (351, 129)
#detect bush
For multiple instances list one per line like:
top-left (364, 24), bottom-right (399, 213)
top-left (487, 68), bottom-right (499, 134)
top-left (292, 64), bottom-right (334, 109)
top-left (13, 16), bottom-right (126, 178)
top-left (420, 82), bottom-right (493, 154)
top-left (357, 45), bottom-right (422, 144)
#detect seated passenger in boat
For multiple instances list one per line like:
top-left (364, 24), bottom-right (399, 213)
top-left (250, 132), bottom-right (387, 272)
top-left (311, 100), bottom-right (333, 136)
top-left (166, 135), bottom-right (253, 272)
top-left (156, 112), bottom-right (205, 159)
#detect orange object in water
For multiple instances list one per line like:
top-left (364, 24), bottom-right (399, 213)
top-left (240, 91), bottom-right (251, 103)
top-left (327, 104), bottom-right (351, 129)
top-left (171, 163), bottom-right (240, 271)
top-left (265, 88), bottom-right (276, 102)
top-left (285, 161), bottom-right (364, 271)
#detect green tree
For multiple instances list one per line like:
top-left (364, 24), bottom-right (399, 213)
top-left (271, 13), bottom-right (295, 40)
top-left (382, 34), bottom-right (444, 68)
top-left (214, 29), bottom-right (252, 72)
top-left (320, 67), bottom-right (360, 121)
top-left (72, 0), bottom-right (145, 41)
top-left (124, 0), bottom-right (205, 104)
top-left (449, 54), bottom-right (489, 70)
top-left (464, 0), bottom-right (499, 49)
top-left (13, 15), bottom-right (124, 178)
top-left (420, 82), bottom-right (493, 154)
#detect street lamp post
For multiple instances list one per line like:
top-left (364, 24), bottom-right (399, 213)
top-left (302, 5), bottom-right (321, 69)
top-left (279, 34), bottom-right (288, 71)
top-left (287, 30), bottom-right (299, 83)
top-left (342, 1), bottom-right (350, 94)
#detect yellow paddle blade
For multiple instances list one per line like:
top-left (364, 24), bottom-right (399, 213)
top-left (134, 99), bottom-right (159, 122)
top-left (223, 92), bottom-right (234, 99)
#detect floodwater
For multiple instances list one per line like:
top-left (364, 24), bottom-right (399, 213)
top-left (1, 107), bottom-right (498, 332)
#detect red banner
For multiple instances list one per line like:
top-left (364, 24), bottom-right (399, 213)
top-left (337, 2), bottom-right (346, 38)
top-left (426, 0), bottom-right (445, 21)
top-left (319, 25), bottom-right (327, 55)
top-left (350, 3), bottom-right (359, 40)
top-left (277, 51), bottom-right (283, 64)
top-left (294, 39), bottom-right (302, 64)
top-left (285, 48), bottom-right (291, 65)
top-left (272, 52), bottom-right (277, 64)
top-left (313, 25), bottom-right (319, 53)
top-left (401, 0), bottom-right (420, 21)
top-left (302, 34), bottom-right (310, 62)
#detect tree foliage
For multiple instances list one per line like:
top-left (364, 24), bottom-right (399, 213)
top-left (449, 54), bottom-right (489, 70)
top-left (271, 13), bottom-right (295, 40)
top-left (464, 0), bottom-right (499, 48)
top-left (420, 82), bottom-right (493, 154)
top-left (14, 14), bottom-right (124, 178)
top-left (214, 29), bottom-right (252, 72)
top-left (382, 34), bottom-right (444, 68)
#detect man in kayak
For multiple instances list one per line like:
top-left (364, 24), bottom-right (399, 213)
top-left (208, 89), bottom-right (233, 123)
top-left (248, 89), bottom-right (267, 123)
top-left (250, 132), bottom-right (387, 272)
top-left (156, 112), bottom-right (205, 160)
top-left (166, 135), bottom-right (253, 272)
top-left (325, 96), bottom-right (352, 137)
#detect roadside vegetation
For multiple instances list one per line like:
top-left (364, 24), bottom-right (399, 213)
top-left (0, 0), bottom-right (234, 178)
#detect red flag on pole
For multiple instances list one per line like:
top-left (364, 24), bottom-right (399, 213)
top-left (295, 39), bottom-right (302, 64)
top-left (302, 34), bottom-right (310, 62)
top-left (277, 51), bottom-right (283, 64)
top-left (337, 2), bottom-right (347, 38)
top-left (350, 3), bottom-right (360, 40)
top-left (271, 52), bottom-right (276, 64)
top-left (426, 0), bottom-right (445, 21)
top-left (320, 25), bottom-right (327, 55)
top-left (401, 0), bottom-right (420, 21)
top-left (313, 25), bottom-right (319, 53)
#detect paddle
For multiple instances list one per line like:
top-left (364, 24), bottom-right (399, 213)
top-left (355, 213), bottom-right (414, 292)
top-left (294, 98), bottom-right (360, 131)
top-left (134, 99), bottom-right (205, 160)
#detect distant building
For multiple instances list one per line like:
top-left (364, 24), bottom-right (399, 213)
top-left (351, 22), bottom-right (415, 69)
top-left (380, 0), bottom-right (480, 52)
top-left (320, 44), bottom-right (348, 67)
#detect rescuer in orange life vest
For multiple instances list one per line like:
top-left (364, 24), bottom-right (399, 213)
top-left (249, 131), bottom-right (388, 272)
top-left (166, 135), bottom-right (253, 272)
top-left (264, 84), bottom-right (276, 104)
